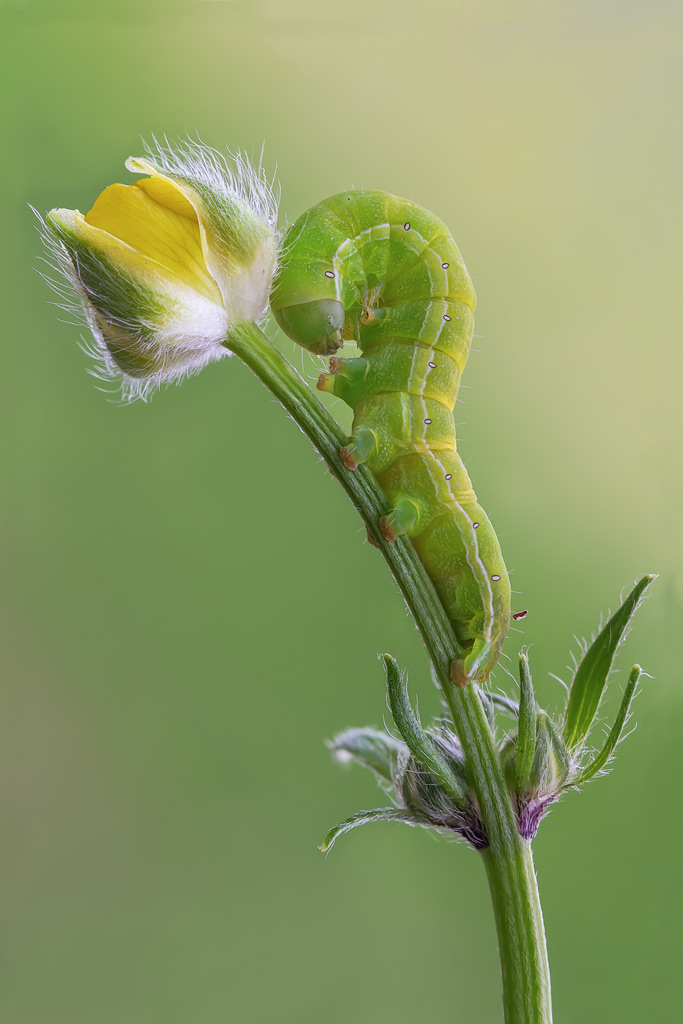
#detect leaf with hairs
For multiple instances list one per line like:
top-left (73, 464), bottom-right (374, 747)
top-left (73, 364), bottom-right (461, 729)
top-left (563, 576), bottom-right (656, 751)
top-left (515, 651), bottom-right (537, 792)
top-left (328, 727), bottom-right (407, 781)
top-left (575, 665), bottom-right (643, 784)
top-left (382, 654), bottom-right (466, 806)
top-left (319, 808), bottom-right (417, 854)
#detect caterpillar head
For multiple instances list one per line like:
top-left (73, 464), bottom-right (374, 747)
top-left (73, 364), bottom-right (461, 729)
top-left (273, 298), bottom-right (345, 355)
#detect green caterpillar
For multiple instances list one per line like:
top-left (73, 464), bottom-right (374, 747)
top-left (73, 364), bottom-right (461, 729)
top-left (271, 191), bottom-right (511, 684)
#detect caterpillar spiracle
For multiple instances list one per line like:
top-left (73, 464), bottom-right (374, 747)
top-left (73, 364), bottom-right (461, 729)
top-left (270, 191), bottom-right (511, 685)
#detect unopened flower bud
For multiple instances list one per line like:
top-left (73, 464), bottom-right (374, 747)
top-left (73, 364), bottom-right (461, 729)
top-left (500, 712), bottom-right (572, 839)
top-left (40, 139), bottom-right (278, 399)
top-left (399, 727), bottom-right (487, 849)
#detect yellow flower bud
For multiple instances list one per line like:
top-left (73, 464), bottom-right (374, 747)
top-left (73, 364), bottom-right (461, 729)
top-left (40, 139), bottom-right (278, 399)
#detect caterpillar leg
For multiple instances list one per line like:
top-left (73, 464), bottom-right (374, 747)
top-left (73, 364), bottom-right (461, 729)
top-left (317, 356), bottom-right (369, 398)
top-left (450, 639), bottom-right (495, 688)
top-left (340, 426), bottom-right (377, 471)
top-left (380, 496), bottom-right (420, 542)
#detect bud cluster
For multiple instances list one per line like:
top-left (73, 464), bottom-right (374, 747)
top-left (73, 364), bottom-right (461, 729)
top-left (398, 728), bottom-right (488, 849)
top-left (326, 713), bottom-right (488, 853)
top-left (322, 577), bottom-right (653, 853)
top-left (498, 706), bottom-right (571, 840)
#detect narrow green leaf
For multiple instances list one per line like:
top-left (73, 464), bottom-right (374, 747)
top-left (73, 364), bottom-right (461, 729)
top-left (484, 691), bottom-right (520, 718)
top-left (382, 654), bottom-right (467, 806)
top-left (319, 808), bottom-right (416, 853)
top-left (575, 665), bottom-right (643, 784)
top-left (563, 575), bottom-right (656, 750)
top-left (328, 727), bottom-right (407, 781)
top-left (515, 651), bottom-right (537, 792)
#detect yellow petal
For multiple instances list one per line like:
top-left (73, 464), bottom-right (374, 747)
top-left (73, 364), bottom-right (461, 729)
top-left (85, 180), bottom-right (223, 305)
top-left (50, 207), bottom-right (182, 297)
top-left (135, 175), bottom-right (197, 219)
top-left (124, 153), bottom-right (276, 322)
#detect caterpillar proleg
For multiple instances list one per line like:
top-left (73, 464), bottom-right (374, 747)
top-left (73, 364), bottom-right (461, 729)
top-left (271, 191), bottom-right (511, 684)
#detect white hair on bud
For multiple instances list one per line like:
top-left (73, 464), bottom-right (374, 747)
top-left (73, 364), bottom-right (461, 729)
top-left (33, 204), bottom-right (230, 403)
top-left (142, 133), bottom-right (280, 235)
top-left (139, 135), bottom-right (282, 327)
top-left (34, 136), bottom-right (281, 403)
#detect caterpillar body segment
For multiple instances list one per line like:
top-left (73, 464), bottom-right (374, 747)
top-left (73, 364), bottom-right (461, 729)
top-left (271, 191), bottom-right (511, 683)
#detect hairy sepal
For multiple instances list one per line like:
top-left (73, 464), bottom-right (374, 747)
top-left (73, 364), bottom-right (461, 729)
top-left (328, 727), bottom-right (407, 782)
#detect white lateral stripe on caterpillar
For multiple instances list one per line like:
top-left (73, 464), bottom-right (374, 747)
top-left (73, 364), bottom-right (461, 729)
top-left (420, 448), bottom-right (495, 643)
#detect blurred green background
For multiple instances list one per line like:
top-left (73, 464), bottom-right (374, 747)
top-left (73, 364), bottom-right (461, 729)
top-left (2, 0), bottom-right (682, 1020)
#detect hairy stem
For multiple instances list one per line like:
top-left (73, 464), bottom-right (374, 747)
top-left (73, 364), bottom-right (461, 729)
top-left (225, 323), bottom-right (552, 1024)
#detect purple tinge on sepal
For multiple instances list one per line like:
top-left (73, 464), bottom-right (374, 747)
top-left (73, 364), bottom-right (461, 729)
top-left (517, 797), bottom-right (557, 840)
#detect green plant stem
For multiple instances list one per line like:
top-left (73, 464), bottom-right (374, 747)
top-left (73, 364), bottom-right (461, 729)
top-left (225, 323), bottom-right (552, 1024)
top-left (482, 840), bottom-right (552, 1024)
